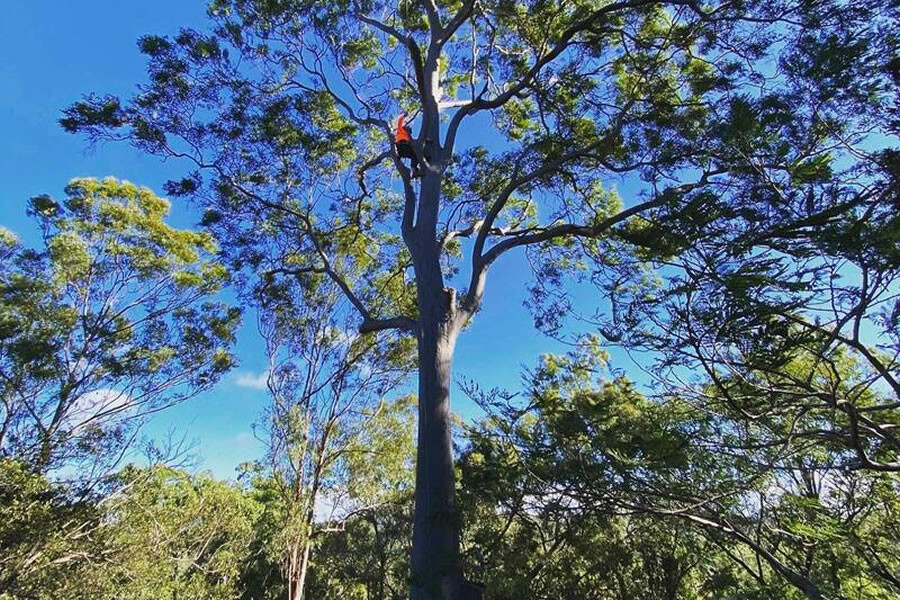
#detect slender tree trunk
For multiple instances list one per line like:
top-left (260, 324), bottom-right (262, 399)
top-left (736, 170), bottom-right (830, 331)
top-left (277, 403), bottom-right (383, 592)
top-left (373, 515), bottom-right (385, 600)
top-left (293, 457), bottom-right (323, 600)
top-left (287, 541), bottom-right (300, 600)
top-left (287, 540), bottom-right (303, 600)
top-left (293, 537), bottom-right (313, 600)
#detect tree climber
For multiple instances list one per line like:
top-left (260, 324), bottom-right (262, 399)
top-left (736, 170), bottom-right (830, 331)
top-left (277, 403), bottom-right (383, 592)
top-left (394, 112), bottom-right (420, 178)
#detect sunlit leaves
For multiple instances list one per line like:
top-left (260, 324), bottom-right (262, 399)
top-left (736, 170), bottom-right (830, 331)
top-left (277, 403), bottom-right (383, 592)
top-left (1, 178), bottom-right (238, 474)
top-left (100, 466), bottom-right (260, 600)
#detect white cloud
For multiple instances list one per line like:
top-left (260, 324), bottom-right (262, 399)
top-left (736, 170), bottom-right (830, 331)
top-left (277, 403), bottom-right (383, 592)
top-left (67, 389), bottom-right (133, 432)
top-left (235, 370), bottom-right (270, 390)
top-left (314, 326), bottom-right (358, 349)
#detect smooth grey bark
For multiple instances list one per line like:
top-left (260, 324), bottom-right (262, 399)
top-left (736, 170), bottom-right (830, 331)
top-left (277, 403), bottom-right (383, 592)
top-left (408, 167), bottom-right (464, 599)
top-left (410, 311), bottom-right (460, 599)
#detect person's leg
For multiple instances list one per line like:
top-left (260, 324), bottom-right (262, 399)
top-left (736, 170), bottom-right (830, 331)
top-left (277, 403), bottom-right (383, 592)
top-left (398, 142), bottom-right (420, 178)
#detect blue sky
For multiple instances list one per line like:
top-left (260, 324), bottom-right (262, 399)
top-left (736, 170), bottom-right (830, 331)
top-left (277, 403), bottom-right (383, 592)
top-left (1, 1), bottom-right (637, 478)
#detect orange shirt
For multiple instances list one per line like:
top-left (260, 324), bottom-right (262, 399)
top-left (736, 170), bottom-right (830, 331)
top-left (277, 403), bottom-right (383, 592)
top-left (395, 115), bottom-right (411, 143)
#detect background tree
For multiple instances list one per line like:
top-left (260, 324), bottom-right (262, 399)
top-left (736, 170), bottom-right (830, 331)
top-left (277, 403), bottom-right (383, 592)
top-left (567, 0), bottom-right (900, 474)
top-left (304, 496), bottom-right (413, 600)
top-left (462, 348), bottom-right (900, 600)
top-left (245, 273), bottom-right (414, 600)
top-left (0, 178), bottom-right (239, 480)
top-left (0, 461), bottom-right (261, 600)
top-left (604, 36), bottom-right (900, 477)
top-left (0, 458), bottom-right (108, 600)
top-left (99, 466), bottom-right (260, 600)
top-left (60, 0), bottom-right (897, 596)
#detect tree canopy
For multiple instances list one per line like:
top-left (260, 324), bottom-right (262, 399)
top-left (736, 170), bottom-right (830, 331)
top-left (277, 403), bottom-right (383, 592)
top-left (0, 178), bottom-right (239, 479)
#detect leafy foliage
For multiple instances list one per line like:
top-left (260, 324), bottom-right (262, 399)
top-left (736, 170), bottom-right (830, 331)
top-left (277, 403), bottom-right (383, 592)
top-left (0, 178), bottom-right (239, 477)
top-left (0, 459), bottom-right (106, 600)
top-left (460, 349), bottom-right (900, 599)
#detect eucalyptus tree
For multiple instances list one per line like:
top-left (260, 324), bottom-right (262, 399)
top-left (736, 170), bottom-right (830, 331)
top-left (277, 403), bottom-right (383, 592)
top-left (458, 422), bottom-right (719, 600)
top-left (305, 500), bottom-right (414, 600)
top-left (99, 466), bottom-right (260, 600)
top-left (248, 274), bottom-right (414, 600)
top-left (0, 458), bottom-right (107, 600)
top-left (609, 86), bottom-right (900, 477)
top-left (0, 178), bottom-right (239, 480)
top-left (58, 0), bottom-right (887, 595)
top-left (572, 0), bottom-right (900, 472)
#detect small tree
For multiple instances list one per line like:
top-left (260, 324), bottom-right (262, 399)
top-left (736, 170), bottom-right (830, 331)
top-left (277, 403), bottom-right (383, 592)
top-left (0, 178), bottom-right (239, 479)
top-left (61, 0), bottom-right (896, 595)
top-left (0, 458), bottom-right (107, 600)
top-left (248, 275), bottom-right (414, 600)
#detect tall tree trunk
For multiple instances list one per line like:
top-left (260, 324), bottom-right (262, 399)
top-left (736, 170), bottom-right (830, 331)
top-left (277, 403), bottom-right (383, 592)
top-left (410, 293), bottom-right (461, 599)
top-left (409, 172), bottom-right (463, 598)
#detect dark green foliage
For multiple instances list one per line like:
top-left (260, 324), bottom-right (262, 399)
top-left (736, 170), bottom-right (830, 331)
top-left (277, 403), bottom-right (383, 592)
top-left (459, 349), bottom-right (900, 599)
top-left (305, 501), bottom-right (413, 600)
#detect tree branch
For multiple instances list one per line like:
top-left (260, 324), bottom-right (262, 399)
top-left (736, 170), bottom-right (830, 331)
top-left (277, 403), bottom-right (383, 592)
top-left (360, 316), bottom-right (419, 334)
top-left (421, 0), bottom-right (443, 38)
top-left (444, 0), bottom-right (656, 148)
top-left (457, 169), bottom-right (718, 325)
top-left (355, 13), bottom-right (427, 101)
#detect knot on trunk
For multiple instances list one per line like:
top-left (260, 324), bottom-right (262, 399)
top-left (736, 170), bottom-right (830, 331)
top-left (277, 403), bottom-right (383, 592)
top-left (442, 287), bottom-right (456, 321)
